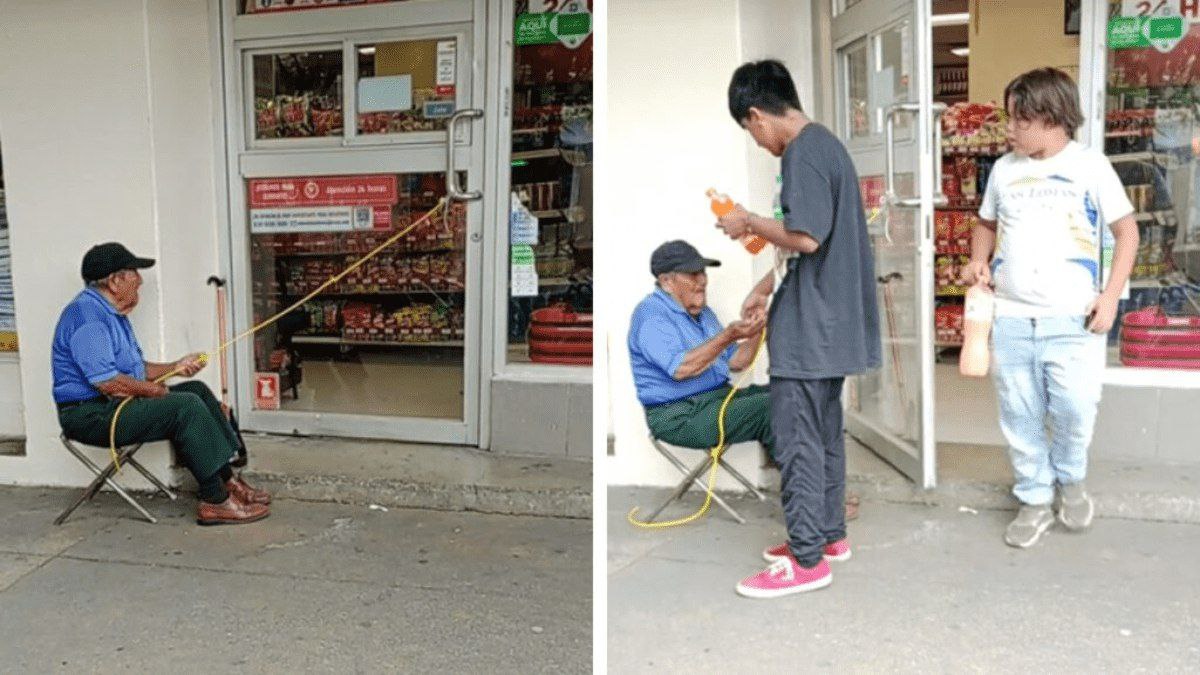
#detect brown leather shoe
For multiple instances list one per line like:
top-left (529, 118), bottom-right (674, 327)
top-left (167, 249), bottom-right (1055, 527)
top-left (226, 474), bottom-right (271, 505)
top-left (196, 494), bottom-right (269, 526)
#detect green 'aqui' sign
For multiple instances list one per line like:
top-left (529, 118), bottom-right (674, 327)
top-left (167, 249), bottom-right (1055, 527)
top-left (514, 8), bottom-right (593, 49)
top-left (1107, 15), bottom-right (1185, 51)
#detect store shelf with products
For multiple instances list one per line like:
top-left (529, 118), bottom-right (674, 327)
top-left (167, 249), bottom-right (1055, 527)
top-left (1102, 40), bottom-right (1200, 367)
top-left (934, 65), bottom-right (968, 103)
top-left (249, 187), bottom-right (469, 372)
top-left (1102, 100), bottom-right (1188, 289)
top-left (292, 336), bottom-right (464, 348)
top-left (934, 103), bottom-right (1008, 351)
top-left (507, 2), bottom-right (593, 364)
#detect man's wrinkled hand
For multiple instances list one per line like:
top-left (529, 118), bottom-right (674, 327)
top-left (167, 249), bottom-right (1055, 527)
top-left (716, 205), bottom-right (752, 240)
top-left (176, 353), bottom-right (206, 378)
top-left (727, 317), bottom-right (765, 341)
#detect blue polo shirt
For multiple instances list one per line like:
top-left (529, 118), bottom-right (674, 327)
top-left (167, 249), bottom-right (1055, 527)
top-left (627, 289), bottom-right (735, 406)
top-left (51, 288), bottom-right (147, 404)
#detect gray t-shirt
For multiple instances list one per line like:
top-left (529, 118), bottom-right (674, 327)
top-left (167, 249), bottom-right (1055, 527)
top-left (767, 123), bottom-right (882, 380)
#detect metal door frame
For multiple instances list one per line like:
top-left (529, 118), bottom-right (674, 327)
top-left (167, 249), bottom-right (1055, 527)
top-left (816, 0), bottom-right (938, 488)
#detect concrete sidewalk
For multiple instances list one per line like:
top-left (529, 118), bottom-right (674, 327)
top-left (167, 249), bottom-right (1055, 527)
top-left (0, 486), bottom-right (591, 673)
top-left (233, 433), bottom-right (592, 519)
top-left (845, 437), bottom-right (1200, 524)
top-left (609, 485), bottom-right (1200, 672)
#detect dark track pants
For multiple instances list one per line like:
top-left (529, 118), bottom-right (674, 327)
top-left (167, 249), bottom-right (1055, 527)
top-left (770, 376), bottom-right (847, 568)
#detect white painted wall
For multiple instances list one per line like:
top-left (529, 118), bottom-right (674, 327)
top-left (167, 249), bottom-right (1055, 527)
top-left (0, 0), bottom-right (221, 487)
top-left (603, 0), bottom-right (815, 488)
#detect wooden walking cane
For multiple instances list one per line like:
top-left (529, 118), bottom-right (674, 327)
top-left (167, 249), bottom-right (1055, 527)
top-left (207, 276), bottom-right (230, 407)
top-left (208, 275), bottom-right (247, 467)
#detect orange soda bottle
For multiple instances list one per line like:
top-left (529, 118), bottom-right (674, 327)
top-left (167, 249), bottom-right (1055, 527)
top-left (707, 188), bottom-right (767, 255)
top-left (958, 283), bottom-right (994, 377)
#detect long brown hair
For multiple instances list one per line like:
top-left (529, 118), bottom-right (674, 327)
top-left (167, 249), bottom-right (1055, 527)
top-left (1003, 68), bottom-right (1083, 137)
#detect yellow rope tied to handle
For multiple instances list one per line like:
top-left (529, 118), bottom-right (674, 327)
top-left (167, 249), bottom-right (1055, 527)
top-left (626, 328), bottom-right (767, 529)
top-left (106, 198), bottom-right (450, 470)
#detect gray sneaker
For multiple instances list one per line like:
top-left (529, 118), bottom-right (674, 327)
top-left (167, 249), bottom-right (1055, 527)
top-left (1004, 504), bottom-right (1055, 548)
top-left (1057, 482), bottom-right (1095, 531)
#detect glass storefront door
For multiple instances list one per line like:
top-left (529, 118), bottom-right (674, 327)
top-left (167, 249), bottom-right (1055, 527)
top-left (221, 1), bottom-right (487, 444)
top-left (826, 0), bottom-right (940, 487)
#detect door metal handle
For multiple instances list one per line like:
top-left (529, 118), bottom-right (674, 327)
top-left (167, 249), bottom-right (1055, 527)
top-left (932, 102), bottom-right (949, 207)
top-left (446, 109), bottom-right (484, 202)
top-left (884, 102), bottom-right (921, 210)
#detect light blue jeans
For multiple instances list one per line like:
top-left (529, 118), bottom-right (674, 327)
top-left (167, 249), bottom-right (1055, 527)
top-left (991, 315), bottom-right (1106, 506)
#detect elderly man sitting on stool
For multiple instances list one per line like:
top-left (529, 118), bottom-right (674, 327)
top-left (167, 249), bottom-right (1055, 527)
top-left (628, 240), bottom-right (858, 520)
top-left (52, 242), bottom-right (271, 525)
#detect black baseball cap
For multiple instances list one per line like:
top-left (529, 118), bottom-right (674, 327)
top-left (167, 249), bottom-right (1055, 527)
top-left (81, 242), bottom-right (156, 283)
top-left (650, 240), bottom-right (721, 277)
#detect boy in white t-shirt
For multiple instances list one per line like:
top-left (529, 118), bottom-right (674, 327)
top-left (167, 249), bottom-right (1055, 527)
top-left (964, 68), bottom-right (1139, 548)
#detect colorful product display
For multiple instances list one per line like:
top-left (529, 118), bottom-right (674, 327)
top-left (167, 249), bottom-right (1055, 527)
top-left (250, 175), bottom-right (467, 371)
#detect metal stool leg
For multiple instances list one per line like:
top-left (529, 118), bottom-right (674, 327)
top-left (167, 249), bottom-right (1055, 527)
top-left (125, 457), bottom-right (176, 500)
top-left (647, 439), bottom-right (747, 524)
top-left (55, 437), bottom-right (160, 524)
top-left (55, 442), bottom-right (118, 524)
top-left (717, 456), bottom-right (767, 501)
top-left (644, 454), bottom-right (712, 522)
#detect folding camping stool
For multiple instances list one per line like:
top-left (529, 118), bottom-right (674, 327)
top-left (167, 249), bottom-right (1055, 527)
top-left (644, 434), bottom-right (767, 525)
top-left (54, 434), bottom-right (177, 525)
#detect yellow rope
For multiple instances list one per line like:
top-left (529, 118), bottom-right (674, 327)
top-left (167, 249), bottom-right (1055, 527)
top-left (107, 198), bottom-right (450, 470)
top-left (626, 329), bottom-right (767, 529)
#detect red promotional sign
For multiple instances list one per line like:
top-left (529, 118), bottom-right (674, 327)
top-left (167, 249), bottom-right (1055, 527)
top-left (249, 175), bottom-right (399, 229)
top-left (254, 373), bottom-right (281, 411)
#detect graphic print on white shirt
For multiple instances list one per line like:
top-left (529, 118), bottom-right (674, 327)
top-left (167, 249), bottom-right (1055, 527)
top-left (978, 142), bottom-right (1134, 318)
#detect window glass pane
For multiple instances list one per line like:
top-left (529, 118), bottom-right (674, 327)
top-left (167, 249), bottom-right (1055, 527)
top-left (252, 50), bottom-right (343, 140)
top-left (247, 172), bottom-right (467, 417)
top-left (1103, 6), bottom-right (1200, 369)
top-left (845, 40), bottom-right (870, 138)
top-left (356, 39), bottom-right (457, 135)
top-left (878, 22), bottom-right (911, 136)
top-left (508, 0), bottom-right (593, 366)
top-left (241, 0), bottom-right (413, 15)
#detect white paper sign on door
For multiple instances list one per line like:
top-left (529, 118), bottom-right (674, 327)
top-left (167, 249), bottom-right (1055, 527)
top-left (436, 40), bottom-right (456, 88)
top-left (358, 75), bottom-right (412, 112)
top-left (250, 206), bottom-right (372, 233)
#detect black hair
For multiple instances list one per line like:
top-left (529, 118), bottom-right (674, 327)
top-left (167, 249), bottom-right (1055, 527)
top-left (728, 60), bottom-right (803, 124)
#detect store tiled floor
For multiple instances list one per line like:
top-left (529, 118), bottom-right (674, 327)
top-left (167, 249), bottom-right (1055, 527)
top-left (281, 350), bottom-right (463, 418)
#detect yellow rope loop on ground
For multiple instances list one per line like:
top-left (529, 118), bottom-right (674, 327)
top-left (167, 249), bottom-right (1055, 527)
top-left (107, 198), bottom-right (450, 470)
top-left (627, 329), bottom-right (767, 529)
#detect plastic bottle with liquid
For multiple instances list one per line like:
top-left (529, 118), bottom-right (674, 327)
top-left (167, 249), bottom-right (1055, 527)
top-left (707, 188), bottom-right (767, 255)
top-left (958, 284), bottom-right (994, 377)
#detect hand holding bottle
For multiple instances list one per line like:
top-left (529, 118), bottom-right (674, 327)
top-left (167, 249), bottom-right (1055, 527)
top-left (708, 188), bottom-right (767, 255)
top-left (961, 259), bottom-right (992, 287)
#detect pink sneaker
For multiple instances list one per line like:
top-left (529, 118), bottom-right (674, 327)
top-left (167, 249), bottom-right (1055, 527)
top-left (736, 556), bottom-right (832, 599)
top-left (762, 539), bottom-right (852, 563)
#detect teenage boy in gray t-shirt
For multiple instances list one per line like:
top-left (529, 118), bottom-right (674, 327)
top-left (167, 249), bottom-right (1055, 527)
top-left (716, 60), bottom-right (881, 599)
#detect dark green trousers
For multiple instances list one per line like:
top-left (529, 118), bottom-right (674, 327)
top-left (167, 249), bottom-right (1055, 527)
top-left (645, 384), bottom-right (773, 454)
top-left (58, 380), bottom-right (238, 482)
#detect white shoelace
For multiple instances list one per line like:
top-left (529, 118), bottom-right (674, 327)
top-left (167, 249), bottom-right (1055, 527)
top-left (767, 557), bottom-right (795, 581)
